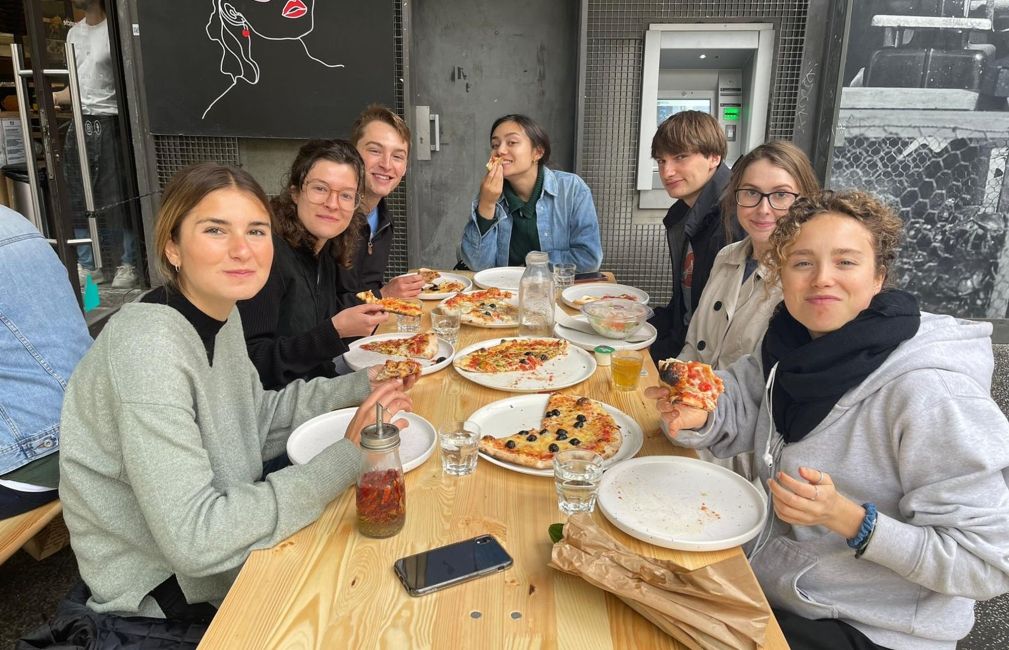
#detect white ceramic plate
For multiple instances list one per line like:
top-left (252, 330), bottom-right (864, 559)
top-left (553, 322), bottom-right (658, 352)
top-left (453, 337), bottom-right (596, 392)
top-left (287, 408), bottom-right (436, 472)
top-left (561, 283), bottom-right (651, 309)
top-left (343, 332), bottom-right (454, 376)
top-left (469, 394), bottom-right (644, 477)
top-left (438, 291), bottom-right (520, 329)
top-left (473, 266), bottom-right (526, 291)
top-left (415, 272), bottom-right (473, 300)
top-left (597, 456), bottom-right (766, 551)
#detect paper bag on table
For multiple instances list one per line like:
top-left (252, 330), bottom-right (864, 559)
top-left (549, 514), bottom-right (769, 650)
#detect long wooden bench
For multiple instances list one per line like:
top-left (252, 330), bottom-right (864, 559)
top-left (0, 500), bottom-right (67, 565)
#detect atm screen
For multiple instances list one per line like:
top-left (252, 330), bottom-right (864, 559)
top-left (657, 98), bottom-right (712, 125)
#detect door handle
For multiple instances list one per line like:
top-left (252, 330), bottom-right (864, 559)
top-left (9, 45), bottom-right (44, 233)
top-left (413, 106), bottom-right (441, 160)
top-left (430, 113), bottom-right (441, 152)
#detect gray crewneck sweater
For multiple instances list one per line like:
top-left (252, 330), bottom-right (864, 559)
top-left (59, 303), bottom-right (369, 616)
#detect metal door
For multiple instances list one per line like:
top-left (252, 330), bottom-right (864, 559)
top-left (12, 0), bottom-right (145, 299)
top-left (406, 0), bottom-right (580, 269)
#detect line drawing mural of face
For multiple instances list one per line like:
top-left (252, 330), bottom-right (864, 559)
top-left (203, 0), bottom-right (342, 119)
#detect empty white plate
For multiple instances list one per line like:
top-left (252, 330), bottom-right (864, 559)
top-left (473, 266), bottom-right (525, 291)
top-left (287, 408), bottom-right (436, 472)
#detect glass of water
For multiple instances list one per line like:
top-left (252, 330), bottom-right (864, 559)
top-left (553, 263), bottom-right (576, 300)
top-left (431, 306), bottom-right (462, 346)
top-left (439, 420), bottom-right (481, 476)
top-left (553, 449), bottom-right (604, 515)
top-left (395, 299), bottom-right (423, 333)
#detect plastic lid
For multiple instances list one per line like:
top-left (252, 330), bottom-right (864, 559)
top-left (360, 422), bottom-right (401, 451)
top-left (594, 345), bottom-right (615, 354)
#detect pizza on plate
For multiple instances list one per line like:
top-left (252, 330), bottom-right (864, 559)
top-left (657, 358), bottom-right (724, 412)
top-left (479, 393), bottom-right (623, 469)
top-left (421, 279), bottom-right (467, 295)
top-left (373, 359), bottom-right (422, 382)
top-left (456, 338), bottom-right (568, 373)
top-left (356, 290), bottom-right (422, 317)
top-left (443, 288), bottom-right (518, 326)
top-left (360, 332), bottom-right (439, 360)
top-left (571, 293), bottom-right (641, 307)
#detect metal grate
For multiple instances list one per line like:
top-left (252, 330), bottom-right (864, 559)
top-left (152, 136), bottom-right (240, 191)
top-left (384, 0), bottom-right (408, 280)
top-left (581, 0), bottom-right (809, 306)
top-left (831, 124), bottom-right (1009, 319)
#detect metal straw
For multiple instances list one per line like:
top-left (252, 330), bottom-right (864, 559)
top-left (375, 402), bottom-right (384, 432)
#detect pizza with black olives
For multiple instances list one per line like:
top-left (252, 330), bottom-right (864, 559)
top-left (478, 393), bottom-right (622, 469)
top-left (442, 288), bottom-right (518, 326)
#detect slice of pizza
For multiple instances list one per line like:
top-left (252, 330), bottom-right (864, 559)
top-left (373, 359), bottom-right (422, 382)
top-left (356, 290), bottom-right (422, 317)
top-left (360, 332), bottom-right (439, 360)
top-left (657, 358), bottom-right (724, 412)
top-left (478, 394), bottom-right (622, 469)
top-left (486, 153), bottom-right (503, 171)
top-left (417, 268), bottom-right (441, 283)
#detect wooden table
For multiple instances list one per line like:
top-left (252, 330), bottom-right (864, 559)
top-left (201, 281), bottom-right (788, 649)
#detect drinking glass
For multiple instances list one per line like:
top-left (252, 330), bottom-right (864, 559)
top-left (439, 420), bottom-right (481, 476)
top-left (431, 306), bottom-right (462, 346)
top-left (553, 263), bottom-right (576, 300)
top-left (395, 299), bottom-right (423, 332)
top-left (554, 449), bottom-right (604, 515)
top-left (611, 349), bottom-right (644, 391)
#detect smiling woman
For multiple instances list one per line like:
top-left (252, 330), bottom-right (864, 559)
top-left (237, 140), bottom-right (393, 390)
top-left (54, 163), bottom-right (415, 643)
top-left (649, 190), bottom-right (1009, 650)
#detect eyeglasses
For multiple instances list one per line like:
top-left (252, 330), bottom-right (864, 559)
top-left (301, 181), bottom-right (361, 209)
top-left (735, 189), bottom-right (800, 210)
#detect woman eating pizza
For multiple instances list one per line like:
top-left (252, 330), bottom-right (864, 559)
top-left (648, 190), bottom-right (1009, 650)
top-left (238, 139), bottom-right (391, 389)
top-left (57, 163), bottom-right (414, 640)
top-left (460, 114), bottom-right (603, 272)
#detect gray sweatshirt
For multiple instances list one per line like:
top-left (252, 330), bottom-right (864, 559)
top-left (59, 303), bottom-right (370, 617)
top-left (673, 313), bottom-right (1009, 649)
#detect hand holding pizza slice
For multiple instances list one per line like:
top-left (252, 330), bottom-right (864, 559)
top-left (657, 359), bottom-right (724, 412)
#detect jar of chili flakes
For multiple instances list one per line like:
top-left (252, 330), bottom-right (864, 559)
top-left (356, 422), bottom-right (406, 538)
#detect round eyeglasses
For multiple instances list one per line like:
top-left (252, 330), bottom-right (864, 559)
top-left (735, 189), bottom-right (800, 210)
top-left (301, 181), bottom-right (361, 210)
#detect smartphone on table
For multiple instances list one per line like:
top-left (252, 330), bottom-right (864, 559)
top-left (573, 271), bottom-right (607, 283)
top-left (393, 534), bottom-right (513, 597)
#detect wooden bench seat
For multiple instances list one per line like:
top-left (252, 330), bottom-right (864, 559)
top-left (0, 500), bottom-right (66, 565)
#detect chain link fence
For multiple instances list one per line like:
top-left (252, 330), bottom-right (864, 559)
top-left (829, 112), bottom-right (1009, 318)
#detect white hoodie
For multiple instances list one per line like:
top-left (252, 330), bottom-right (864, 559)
top-left (673, 313), bottom-right (1009, 649)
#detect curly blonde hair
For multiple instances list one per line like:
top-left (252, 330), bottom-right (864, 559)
top-left (763, 190), bottom-right (904, 288)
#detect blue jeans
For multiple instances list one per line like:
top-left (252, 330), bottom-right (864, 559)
top-left (0, 206), bottom-right (92, 475)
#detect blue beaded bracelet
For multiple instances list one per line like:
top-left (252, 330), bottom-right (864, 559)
top-left (846, 502), bottom-right (877, 550)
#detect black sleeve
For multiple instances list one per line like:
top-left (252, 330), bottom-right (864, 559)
top-left (648, 297), bottom-right (685, 363)
top-left (237, 268), bottom-right (349, 390)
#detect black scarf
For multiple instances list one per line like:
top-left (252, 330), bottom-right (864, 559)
top-left (760, 289), bottom-right (920, 443)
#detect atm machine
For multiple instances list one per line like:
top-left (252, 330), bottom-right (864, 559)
top-left (635, 23), bottom-right (776, 214)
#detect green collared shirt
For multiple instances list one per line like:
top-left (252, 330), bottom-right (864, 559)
top-left (500, 166), bottom-right (544, 265)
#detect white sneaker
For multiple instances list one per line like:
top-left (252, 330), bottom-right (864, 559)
top-left (78, 264), bottom-right (104, 286)
top-left (111, 264), bottom-right (139, 289)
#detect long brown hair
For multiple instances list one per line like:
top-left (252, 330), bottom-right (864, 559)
top-left (155, 162), bottom-right (271, 289)
top-left (271, 139), bottom-right (365, 268)
top-left (721, 141), bottom-right (820, 242)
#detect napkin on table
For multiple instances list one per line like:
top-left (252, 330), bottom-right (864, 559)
top-left (549, 514), bottom-right (769, 650)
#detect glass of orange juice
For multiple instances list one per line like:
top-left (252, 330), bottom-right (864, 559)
top-left (611, 349), bottom-right (644, 391)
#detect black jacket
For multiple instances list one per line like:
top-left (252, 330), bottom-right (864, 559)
top-left (335, 198), bottom-right (394, 308)
top-left (238, 235), bottom-right (349, 390)
top-left (649, 163), bottom-right (736, 363)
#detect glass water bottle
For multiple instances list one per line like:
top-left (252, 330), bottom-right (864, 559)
top-left (355, 422), bottom-right (406, 538)
top-left (519, 251), bottom-right (555, 337)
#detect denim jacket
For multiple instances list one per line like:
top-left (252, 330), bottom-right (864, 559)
top-left (461, 167), bottom-right (603, 272)
top-left (0, 207), bottom-right (91, 474)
